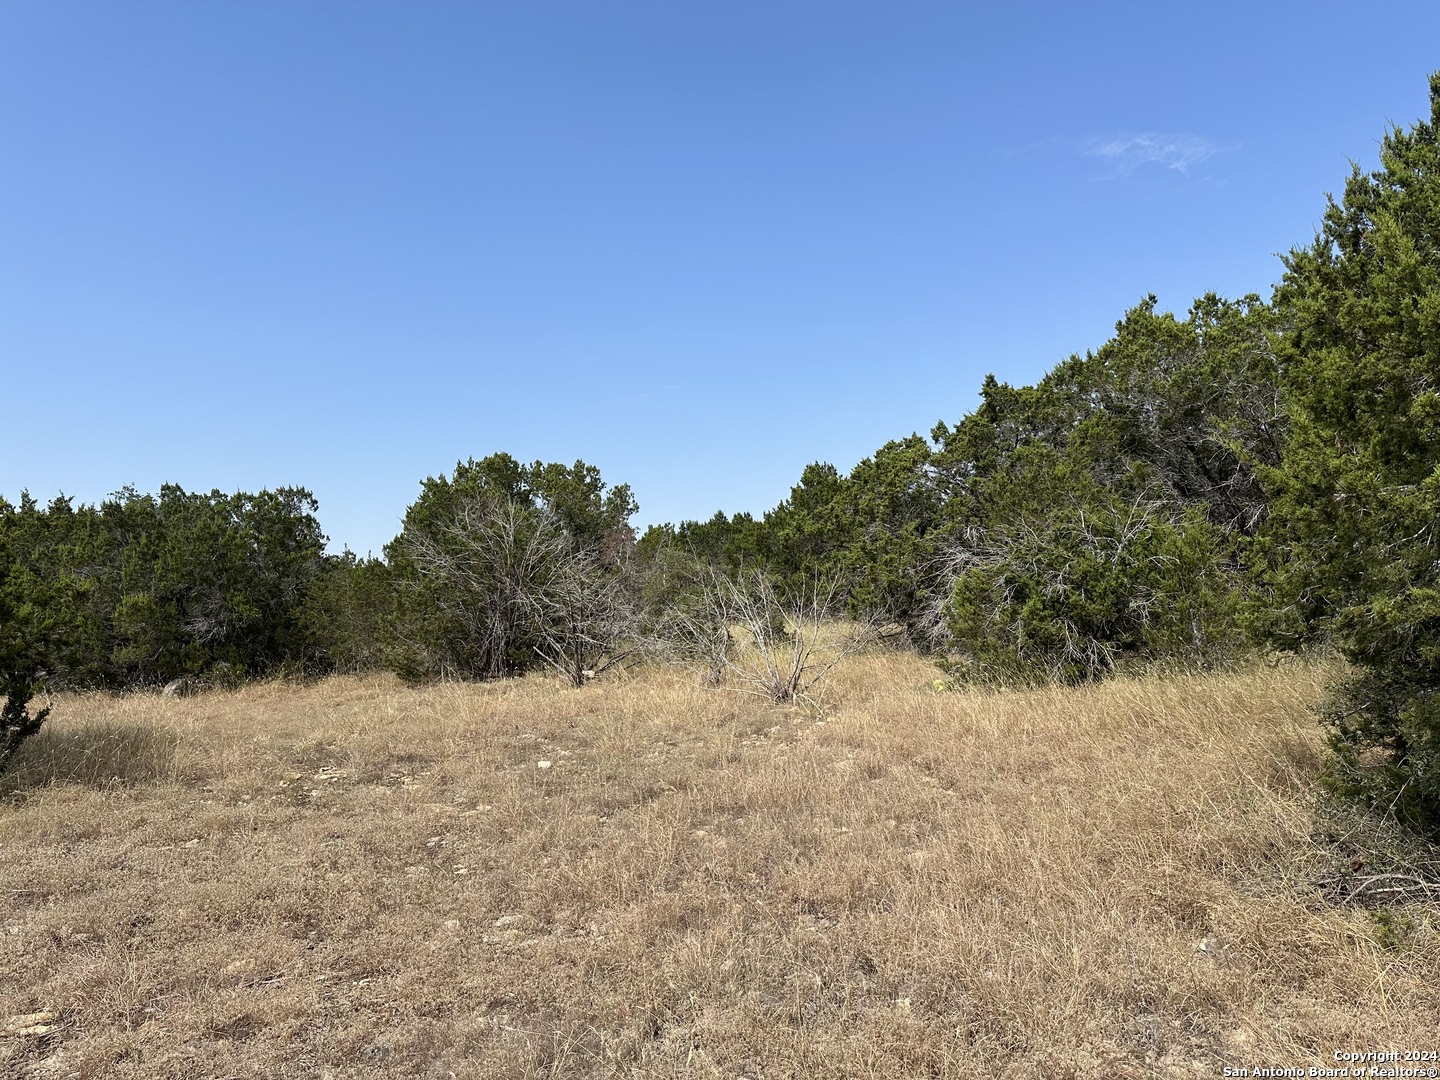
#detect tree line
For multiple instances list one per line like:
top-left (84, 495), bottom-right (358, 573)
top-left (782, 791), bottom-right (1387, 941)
top-left (6, 75), bottom-right (1440, 835)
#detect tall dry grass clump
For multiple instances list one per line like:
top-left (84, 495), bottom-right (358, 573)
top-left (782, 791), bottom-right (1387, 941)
top-left (2, 657), bottom-right (1436, 1078)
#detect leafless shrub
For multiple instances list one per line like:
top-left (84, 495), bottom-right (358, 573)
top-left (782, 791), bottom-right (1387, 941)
top-left (666, 569), bottom-right (875, 705)
top-left (525, 544), bottom-right (641, 687)
top-left (394, 496), bottom-right (565, 679)
top-left (394, 494), bottom-right (638, 685)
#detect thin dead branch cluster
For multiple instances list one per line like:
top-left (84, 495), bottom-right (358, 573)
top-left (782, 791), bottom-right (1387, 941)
top-left (660, 569), bottom-right (876, 705)
top-left (394, 496), bottom-right (639, 686)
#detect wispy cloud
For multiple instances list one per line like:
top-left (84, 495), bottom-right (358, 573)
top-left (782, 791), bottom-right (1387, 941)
top-left (1082, 133), bottom-right (1229, 175)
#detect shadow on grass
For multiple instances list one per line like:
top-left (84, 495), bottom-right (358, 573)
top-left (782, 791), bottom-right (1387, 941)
top-left (0, 720), bottom-right (180, 797)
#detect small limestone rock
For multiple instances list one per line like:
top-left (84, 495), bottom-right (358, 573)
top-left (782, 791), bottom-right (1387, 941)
top-left (7, 1011), bottom-right (57, 1032)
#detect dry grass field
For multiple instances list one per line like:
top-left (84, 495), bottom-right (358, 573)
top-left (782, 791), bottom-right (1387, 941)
top-left (2, 654), bottom-right (1438, 1079)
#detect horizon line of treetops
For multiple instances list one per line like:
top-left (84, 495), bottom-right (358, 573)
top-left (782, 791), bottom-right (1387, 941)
top-left (6, 74), bottom-right (1440, 836)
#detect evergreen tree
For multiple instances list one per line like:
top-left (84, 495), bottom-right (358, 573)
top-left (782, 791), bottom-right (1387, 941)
top-left (384, 455), bottom-right (639, 681)
top-left (1263, 73), bottom-right (1440, 833)
top-left (299, 551), bottom-right (394, 673)
top-left (0, 527), bottom-right (53, 774)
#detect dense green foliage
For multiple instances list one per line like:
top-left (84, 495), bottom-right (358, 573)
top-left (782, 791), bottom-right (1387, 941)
top-left (927, 294), bottom-right (1280, 680)
top-left (0, 486), bottom-right (326, 687)
top-left (0, 532), bottom-right (53, 774)
top-left (1260, 74), bottom-right (1440, 834)
top-left (299, 551), bottom-right (394, 673)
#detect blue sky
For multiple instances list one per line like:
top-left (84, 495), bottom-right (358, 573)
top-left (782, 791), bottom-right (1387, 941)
top-left (4, 1), bottom-right (1439, 555)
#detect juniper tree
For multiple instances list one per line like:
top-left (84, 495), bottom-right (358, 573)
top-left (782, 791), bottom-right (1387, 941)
top-left (0, 535), bottom-right (51, 775)
top-left (1262, 73), bottom-right (1440, 834)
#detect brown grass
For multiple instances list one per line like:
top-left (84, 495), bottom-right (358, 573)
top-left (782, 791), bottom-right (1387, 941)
top-left (2, 656), bottom-right (1437, 1079)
